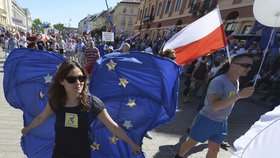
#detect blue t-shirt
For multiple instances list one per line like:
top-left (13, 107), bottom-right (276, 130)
top-left (199, 74), bottom-right (239, 122)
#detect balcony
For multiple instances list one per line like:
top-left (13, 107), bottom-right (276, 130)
top-left (142, 15), bottom-right (154, 24)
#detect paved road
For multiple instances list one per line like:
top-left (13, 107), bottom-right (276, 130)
top-left (142, 81), bottom-right (269, 158)
top-left (0, 55), bottom-right (270, 158)
top-left (0, 58), bottom-right (26, 158)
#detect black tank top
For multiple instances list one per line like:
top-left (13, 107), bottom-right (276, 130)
top-left (52, 96), bottom-right (105, 158)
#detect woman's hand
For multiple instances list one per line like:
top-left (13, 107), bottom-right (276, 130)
top-left (21, 127), bottom-right (29, 135)
top-left (131, 143), bottom-right (142, 155)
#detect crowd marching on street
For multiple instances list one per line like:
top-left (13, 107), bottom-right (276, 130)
top-left (1, 29), bottom-right (279, 109)
top-left (0, 24), bottom-right (279, 158)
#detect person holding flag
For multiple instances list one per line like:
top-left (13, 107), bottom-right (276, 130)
top-left (21, 60), bottom-right (142, 158)
top-left (175, 54), bottom-right (255, 158)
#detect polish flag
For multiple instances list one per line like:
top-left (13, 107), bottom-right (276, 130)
top-left (163, 8), bottom-right (227, 65)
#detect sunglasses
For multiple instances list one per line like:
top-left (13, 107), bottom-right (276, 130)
top-left (65, 75), bottom-right (87, 84)
top-left (233, 63), bottom-right (253, 68)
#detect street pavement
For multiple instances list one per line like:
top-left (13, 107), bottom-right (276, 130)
top-left (0, 52), bottom-right (271, 158)
top-left (0, 57), bottom-right (26, 158)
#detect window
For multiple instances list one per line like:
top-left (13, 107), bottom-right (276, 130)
top-left (122, 17), bottom-right (126, 24)
top-left (226, 22), bottom-right (237, 31)
top-left (150, 5), bottom-right (154, 17)
top-left (157, 2), bottom-right (162, 16)
top-left (131, 8), bottom-right (134, 14)
top-left (225, 22), bottom-right (238, 35)
top-left (242, 25), bottom-right (252, 34)
top-left (123, 8), bottom-right (127, 13)
top-left (188, 0), bottom-right (196, 8)
top-left (128, 17), bottom-right (133, 25)
top-left (175, 0), bottom-right (183, 11)
top-left (139, 9), bottom-right (142, 20)
top-left (144, 7), bottom-right (148, 16)
top-left (165, 0), bottom-right (172, 14)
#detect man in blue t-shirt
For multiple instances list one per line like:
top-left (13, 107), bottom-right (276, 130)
top-left (175, 54), bottom-right (255, 158)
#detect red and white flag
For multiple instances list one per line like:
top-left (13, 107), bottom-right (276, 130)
top-left (163, 8), bottom-right (227, 65)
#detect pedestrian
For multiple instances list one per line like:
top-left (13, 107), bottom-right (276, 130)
top-left (8, 33), bottom-right (19, 53)
top-left (18, 32), bottom-right (27, 48)
top-left (175, 53), bottom-right (255, 158)
top-left (184, 56), bottom-right (210, 103)
top-left (121, 42), bottom-right (130, 53)
top-left (57, 36), bottom-right (66, 55)
top-left (3, 35), bottom-right (9, 58)
top-left (159, 48), bottom-right (176, 60)
top-left (36, 34), bottom-right (46, 50)
top-left (83, 40), bottom-right (100, 76)
top-left (21, 61), bottom-right (141, 158)
top-left (106, 45), bottom-right (114, 54)
top-left (75, 38), bottom-right (85, 64)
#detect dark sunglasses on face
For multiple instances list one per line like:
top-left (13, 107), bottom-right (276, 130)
top-left (65, 75), bottom-right (87, 84)
top-left (233, 63), bottom-right (253, 68)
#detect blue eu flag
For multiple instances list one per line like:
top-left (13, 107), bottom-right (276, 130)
top-left (4, 49), bottom-right (180, 158)
top-left (89, 52), bottom-right (180, 157)
top-left (4, 48), bottom-right (65, 158)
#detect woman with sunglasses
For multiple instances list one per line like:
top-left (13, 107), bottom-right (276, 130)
top-left (21, 61), bottom-right (141, 158)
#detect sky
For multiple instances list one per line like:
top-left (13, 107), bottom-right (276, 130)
top-left (16, 0), bottom-right (120, 28)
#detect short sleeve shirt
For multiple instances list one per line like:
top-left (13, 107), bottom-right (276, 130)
top-left (199, 74), bottom-right (239, 122)
top-left (53, 95), bottom-right (105, 157)
top-left (88, 95), bottom-right (105, 122)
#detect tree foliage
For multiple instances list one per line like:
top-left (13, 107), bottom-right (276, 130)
top-left (32, 18), bottom-right (42, 32)
top-left (53, 23), bottom-right (65, 33)
top-left (32, 18), bottom-right (51, 33)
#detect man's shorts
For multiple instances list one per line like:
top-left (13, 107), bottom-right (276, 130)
top-left (189, 113), bottom-right (227, 144)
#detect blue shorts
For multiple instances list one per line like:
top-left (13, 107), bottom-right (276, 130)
top-left (189, 113), bottom-right (227, 144)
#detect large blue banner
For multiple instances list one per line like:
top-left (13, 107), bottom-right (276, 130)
top-left (4, 48), bottom-right (180, 158)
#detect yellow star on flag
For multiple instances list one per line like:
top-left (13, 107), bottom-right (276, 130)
top-left (44, 74), bottom-right (53, 84)
top-left (123, 120), bottom-right (133, 129)
top-left (127, 98), bottom-right (137, 108)
top-left (119, 78), bottom-right (129, 88)
top-left (106, 59), bottom-right (117, 71)
top-left (56, 64), bottom-right (61, 70)
top-left (109, 135), bottom-right (119, 144)
top-left (90, 142), bottom-right (100, 150)
top-left (39, 91), bottom-right (45, 99)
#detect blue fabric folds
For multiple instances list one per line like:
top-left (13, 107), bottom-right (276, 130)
top-left (4, 49), bottom-right (180, 158)
top-left (89, 52), bottom-right (180, 157)
top-left (3, 48), bottom-right (64, 158)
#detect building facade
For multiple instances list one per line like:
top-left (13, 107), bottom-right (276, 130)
top-left (0, 0), bottom-right (8, 29)
top-left (134, 0), bottom-right (255, 41)
top-left (0, 0), bottom-right (31, 32)
top-left (78, 0), bottom-right (140, 37)
top-left (112, 0), bottom-right (140, 37)
top-left (79, 11), bottom-right (109, 34)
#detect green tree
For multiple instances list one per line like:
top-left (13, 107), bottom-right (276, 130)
top-left (32, 18), bottom-right (42, 32)
top-left (53, 23), bottom-right (65, 33)
top-left (32, 19), bottom-right (51, 33)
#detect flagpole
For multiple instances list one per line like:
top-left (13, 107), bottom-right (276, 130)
top-left (225, 45), bottom-right (231, 64)
top-left (104, 0), bottom-right (109, 10)
top-left (105, 0), bottom-right (113, 27)
top-left (158, 41), bottom-right (166, 54)
top-left (253, 27), bottom-right (276, 87)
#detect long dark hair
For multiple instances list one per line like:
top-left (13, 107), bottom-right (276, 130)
top-left (48, 61), bottom-right (89, 112)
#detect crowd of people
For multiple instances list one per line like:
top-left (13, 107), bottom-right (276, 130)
top-left (1, 29), bottom-right (279, 157)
